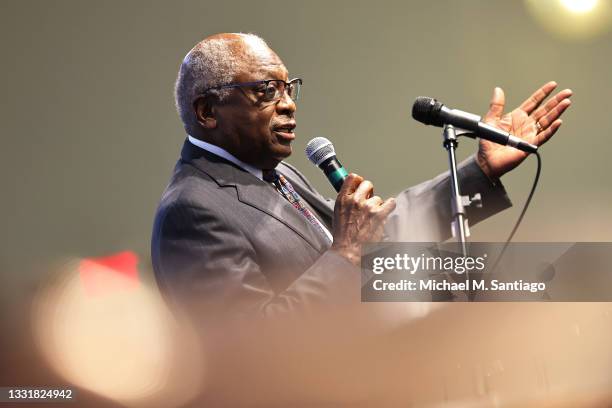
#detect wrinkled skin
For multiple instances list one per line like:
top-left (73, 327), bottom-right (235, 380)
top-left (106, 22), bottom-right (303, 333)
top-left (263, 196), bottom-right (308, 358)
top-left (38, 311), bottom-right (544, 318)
top-left (331, 174), bottom-right (396, 265)
top-left (478, 81), bottom-right (572, 179)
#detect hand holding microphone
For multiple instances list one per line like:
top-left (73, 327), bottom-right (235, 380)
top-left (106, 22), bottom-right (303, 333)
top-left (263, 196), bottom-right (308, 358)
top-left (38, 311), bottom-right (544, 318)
top-left (330, 174), bottom-right (396, 265)
top-left (306, 137), bottom-right (395, 265)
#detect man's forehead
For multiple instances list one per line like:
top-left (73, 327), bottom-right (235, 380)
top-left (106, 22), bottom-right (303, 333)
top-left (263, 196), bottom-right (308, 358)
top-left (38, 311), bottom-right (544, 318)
top-left (250, 61), bottom-right (289, 79)
top-left (237, 47), bottom-right (289, 81)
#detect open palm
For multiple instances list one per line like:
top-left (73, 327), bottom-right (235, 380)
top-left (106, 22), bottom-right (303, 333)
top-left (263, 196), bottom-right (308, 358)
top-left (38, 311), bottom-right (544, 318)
top-left (477, 82), bottom-right (572, 179)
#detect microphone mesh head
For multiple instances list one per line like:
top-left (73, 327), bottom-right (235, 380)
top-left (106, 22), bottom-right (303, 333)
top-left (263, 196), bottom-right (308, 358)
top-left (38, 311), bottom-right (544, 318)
top-left (305, 137), bottom-right (335, 166)
top-left (412, 96), bottom-right (444, 127)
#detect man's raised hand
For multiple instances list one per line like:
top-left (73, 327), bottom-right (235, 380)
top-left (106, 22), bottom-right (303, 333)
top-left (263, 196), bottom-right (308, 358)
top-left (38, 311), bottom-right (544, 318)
top-left (477, 81), bottom-right (572, 179)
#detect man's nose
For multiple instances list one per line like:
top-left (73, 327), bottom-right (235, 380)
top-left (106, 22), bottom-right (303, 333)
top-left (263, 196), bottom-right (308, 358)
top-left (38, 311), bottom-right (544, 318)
top-left (276, 90), bottom-right (296, 115)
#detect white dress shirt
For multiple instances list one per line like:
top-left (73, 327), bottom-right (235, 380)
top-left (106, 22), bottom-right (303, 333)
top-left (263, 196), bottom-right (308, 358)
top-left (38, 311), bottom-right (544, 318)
top-left (188, 135), bottom-right (263, 180)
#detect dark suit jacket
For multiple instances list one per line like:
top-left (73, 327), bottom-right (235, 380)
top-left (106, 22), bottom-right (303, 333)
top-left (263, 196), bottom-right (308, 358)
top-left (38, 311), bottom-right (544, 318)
top-left (151, 139), bottom-right (511, 319)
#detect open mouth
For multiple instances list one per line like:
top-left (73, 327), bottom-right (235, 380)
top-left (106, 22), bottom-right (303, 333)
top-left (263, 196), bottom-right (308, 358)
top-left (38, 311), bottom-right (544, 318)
top-left (272, 124), bottom-right (296, 141)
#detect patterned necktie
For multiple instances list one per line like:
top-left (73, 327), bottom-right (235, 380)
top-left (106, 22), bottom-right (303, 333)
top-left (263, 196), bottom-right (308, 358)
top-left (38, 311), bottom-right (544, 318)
top-left (263, 169), bottom-right (332, 245)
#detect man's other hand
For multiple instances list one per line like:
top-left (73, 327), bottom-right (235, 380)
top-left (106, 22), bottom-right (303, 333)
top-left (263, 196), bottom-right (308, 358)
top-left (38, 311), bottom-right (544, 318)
top-left (331, 174), bottom-right (396, 265)
top-left (477, 81), bottom-right (572, 180)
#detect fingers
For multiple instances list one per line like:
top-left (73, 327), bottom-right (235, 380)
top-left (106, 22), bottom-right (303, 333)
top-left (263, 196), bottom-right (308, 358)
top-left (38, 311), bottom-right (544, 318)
top-left (338, 173), bottom-right (364, 196)
top-left (365, 196), bottom-right (396, 214)
top-left (366, 195), bottom-right (383, 207)
top-left (531, 88), bottom-right (573, 121)
top-left (484, 86), bottom-right (506, 121)
top-left (339, 174), bottom-right (395, 216)
top-left (353, 179), bottom-right (374, 201)
top-left (519, 81), bottom-right (558, 114)
top-left (331, 177), bottom-right (396, 257)
top-left (536, 119), bottom-right (563, 145)
top-left (378, 197), bottom-right (396, 217)
top-left (535, 98), bottom-right (571, 129)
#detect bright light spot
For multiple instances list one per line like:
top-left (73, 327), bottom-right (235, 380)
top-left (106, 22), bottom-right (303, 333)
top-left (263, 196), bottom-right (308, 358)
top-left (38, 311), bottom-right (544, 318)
top-left (31, 259), bottom-right (204, 407)
top-left (560, 0), bottom-right (599, 13)
top-left (526, 0), bottom-right (612, 41)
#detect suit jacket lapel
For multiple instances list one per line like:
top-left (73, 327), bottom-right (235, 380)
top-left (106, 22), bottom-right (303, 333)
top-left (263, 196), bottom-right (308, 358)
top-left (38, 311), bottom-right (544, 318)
top-left (180, 140), bottom-right (329, 252)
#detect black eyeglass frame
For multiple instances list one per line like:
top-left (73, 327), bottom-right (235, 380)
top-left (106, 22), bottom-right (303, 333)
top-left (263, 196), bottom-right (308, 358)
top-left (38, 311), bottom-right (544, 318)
top-left (201, 78), bottom-right (303, 103)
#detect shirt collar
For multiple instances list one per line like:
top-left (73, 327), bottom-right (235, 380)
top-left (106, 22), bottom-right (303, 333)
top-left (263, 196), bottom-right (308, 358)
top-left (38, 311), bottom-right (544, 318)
top-left (187, 135), bottom-right (263, 181)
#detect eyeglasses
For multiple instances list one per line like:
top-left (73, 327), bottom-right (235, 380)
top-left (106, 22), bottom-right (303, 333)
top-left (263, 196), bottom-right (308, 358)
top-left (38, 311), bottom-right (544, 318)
top-left (203, 78), bottom-right (302, 104)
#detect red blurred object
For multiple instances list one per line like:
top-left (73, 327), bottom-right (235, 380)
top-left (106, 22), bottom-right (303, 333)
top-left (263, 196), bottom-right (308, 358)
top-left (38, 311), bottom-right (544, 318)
top-left (79, 251), bottom-right (139, 296)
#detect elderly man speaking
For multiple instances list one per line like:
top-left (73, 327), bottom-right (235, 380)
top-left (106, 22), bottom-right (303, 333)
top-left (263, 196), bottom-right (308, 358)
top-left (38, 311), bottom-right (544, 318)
top-left (151, 33), bottom-right (571, 320)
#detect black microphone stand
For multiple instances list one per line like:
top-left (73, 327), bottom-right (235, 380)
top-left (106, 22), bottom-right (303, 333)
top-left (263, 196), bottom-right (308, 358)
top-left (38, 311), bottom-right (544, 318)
top-left (442, 125), bottom-right (482, 259)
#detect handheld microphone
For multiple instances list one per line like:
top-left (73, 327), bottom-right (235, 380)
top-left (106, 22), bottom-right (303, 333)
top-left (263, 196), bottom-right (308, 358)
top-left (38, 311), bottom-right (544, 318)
top-left (305, 137), bottom-right (348, 192)
top-left (412, 97), bottom-right (538, 153)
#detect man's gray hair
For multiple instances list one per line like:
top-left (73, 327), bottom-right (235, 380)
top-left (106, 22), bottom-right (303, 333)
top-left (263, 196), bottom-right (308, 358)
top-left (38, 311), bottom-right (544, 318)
top-left (174, 33), bottom-right (270, 135)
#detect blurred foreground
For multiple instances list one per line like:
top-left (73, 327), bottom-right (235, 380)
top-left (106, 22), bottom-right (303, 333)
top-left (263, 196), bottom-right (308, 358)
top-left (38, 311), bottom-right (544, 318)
top-left (1, 256), bottom-right (611, 407)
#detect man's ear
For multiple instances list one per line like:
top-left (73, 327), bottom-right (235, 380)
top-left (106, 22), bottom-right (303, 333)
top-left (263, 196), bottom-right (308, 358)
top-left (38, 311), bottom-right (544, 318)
top-left (194, 96), bottom-right (217, 129)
